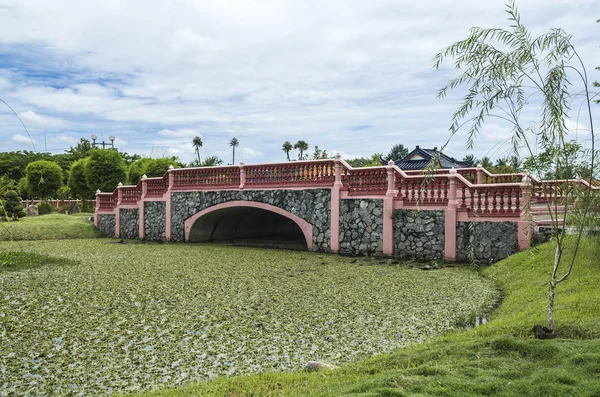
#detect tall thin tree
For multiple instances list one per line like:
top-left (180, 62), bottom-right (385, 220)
top-left (282, 141), bottom-right (293, 161)
top-left (434, 1), bottom-right (596, 335)
top-left (229, 137), bottom-right (239, 164)
top-left (294, 140), bottom-right (309, 160)
top-left (192, 136), bottom-right (203, 164)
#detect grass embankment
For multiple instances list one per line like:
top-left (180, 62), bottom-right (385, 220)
top-left (0, 213), bottom-right (99, 241)
top-left (140, 237), bottom-right (600, 397)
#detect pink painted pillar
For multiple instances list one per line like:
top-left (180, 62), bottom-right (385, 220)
top-left (115, 184), bottom-right (123, 237)
top-left (383, 161), bottom-right (398, 256)
top-left (476, 165), bottom-right (483, 184)
top-left (518, 174), bottom-right (532, 250)
top-left (165, 168), bottom-right (174, 241)
top-left (330, 154), bottom-right (343, 253)
top-left (239, 162), bottom-right (246, 189)
top-left (94, 190), bottom-right (100, 227)
top-left (139, 176), bottom-right (147, 239)
top-left (444, 169), bottom-right (458, 261)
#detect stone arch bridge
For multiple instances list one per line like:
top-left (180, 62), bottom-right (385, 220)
top-left (95, 157), bottom-right (591, 263)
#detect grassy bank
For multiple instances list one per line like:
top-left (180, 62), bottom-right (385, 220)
top-left (139, 236), bottom-right (600, 396)
top-left (0, 213), bottom-right (99, 240)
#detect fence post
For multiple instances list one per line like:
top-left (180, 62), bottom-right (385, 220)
top-left (165, 166), bottom-right (174, 241)
top-left (115, 182), bottom-right (123, 237)
top-left (383, 161), bottom-right (398, 256)
top-left (330, 154), bottom-right (343, 253)
top-left (139, 175), bottom-right (147, 239)
top-left (94, 189), bottom-right (101, 227)
top-left (444, 169), bottom-right (458, 261)
top-left (476, 164), bottom-right (483, 185)
top-left (239, 162), bottom-right (246, 189)
top-left (518, 173), bottom-right (532, 250)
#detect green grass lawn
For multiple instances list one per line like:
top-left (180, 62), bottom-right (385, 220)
top-left (0, 213), bottom-right (100, 241)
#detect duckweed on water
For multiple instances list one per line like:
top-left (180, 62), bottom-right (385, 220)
top-left (0, 240), bottom-right (499, 395)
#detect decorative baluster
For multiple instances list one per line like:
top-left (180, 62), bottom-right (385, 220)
top-left (492, 189), bottom-right (498, 213)
top-left (499, 189), bottom-right (505, 214)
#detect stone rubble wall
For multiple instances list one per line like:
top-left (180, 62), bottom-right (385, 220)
top-left (119, 208), bottom-right (139, 239)
top-left (456, 221), bottom-right (518, 263)
top-left (171, 189), bottom-right (331, 251)
top-left (339, 199), bottom-right (383, 255)
top-left (144, 201), bottom-right (166, 241)
top-left (98, 214), bottom-right (115, 237)
top-left (393, 209), bottom-right (445, 260)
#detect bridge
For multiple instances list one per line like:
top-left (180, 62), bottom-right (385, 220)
top-left (94, 156), bottom-right (593, 263)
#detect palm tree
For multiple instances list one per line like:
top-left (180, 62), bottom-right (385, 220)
top-left (294, 140), bottom-right (309, 160)
top-left (282, 141), bottom-right (293, 161)
top-left (192, 136), bottom-right (203, 164)
top-left (480, 156), bottom-right (493, 170)
top-left (229, 137), bottom-right (239, 164)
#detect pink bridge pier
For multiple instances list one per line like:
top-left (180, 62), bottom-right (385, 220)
top-left (94, 156), bottom-right (591, 262)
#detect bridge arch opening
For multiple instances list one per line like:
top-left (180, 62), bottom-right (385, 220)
top-left (184, 201), bottom-right (313, 250)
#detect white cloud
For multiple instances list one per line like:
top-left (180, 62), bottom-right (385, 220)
top-left (10, 134), bottom-right (36, 145)
top-left (0, 0), bottom-right (597, 164)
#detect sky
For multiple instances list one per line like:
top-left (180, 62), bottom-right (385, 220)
top-left (0, 0), bottom-right (598, 165)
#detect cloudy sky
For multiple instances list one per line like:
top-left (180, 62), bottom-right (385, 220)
top-left (0, 0), bottom-right (598, 164)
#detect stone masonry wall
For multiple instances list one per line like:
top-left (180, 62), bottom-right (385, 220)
top-left (456, 221), bottom-right (518, 264)
top-left (339, 199), bottom-right (383, 256)
top-left (171, 189), bottom-right (331, 251)
top-left (394, 210), bottom-right (445, 260)
top-left (98, 214), bottom-right (115, 237)
top-left (120, 208), bottom-right (139, 239)
top-left (144, 201), bottom-right (166, 241)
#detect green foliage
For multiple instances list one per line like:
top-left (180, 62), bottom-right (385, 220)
top-left (192, 136), bottom-right (203, 164)
top-left (56, 186), bottom-right (71, 200)
top-left (65, 138), bottom-right (93, 161)
top-left (282, 141), bottom-right (293, 161)
top-left (145, 158), bottom-right (178, 178)
top-left (36, 201), bottom-right (55, 215)
top-left (128, 158), bottom-right (154, 184)
top-left (346, 153), bottom-right (383, 167)
top-left (68, 158), bottom-right (94, 199)
top-left (0, 213), bottom-right (98, 240)
top-left (25, 160), bottom-right (64, 199)
top-left (0, 251), bottom-right (78, 272)
top-left (85, 149), bottom-right (127, 192)
top-left (293, 140), bottom-right (309, 160)
top-left (2, 190), bottom-right (25, 220)
top-left (384, 143), bottom-right (409, 161)
top-left (311, 145), bottom-right (329, 160)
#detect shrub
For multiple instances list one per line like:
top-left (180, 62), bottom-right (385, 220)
top-left (85, 149), bottom-right (127, 192)
top-left (3, 190), bottom-right (26, 220)
top-left (68, 158), bottom-right (94, 199)
top-left (25, 160), bottom-right (64, 199)
top-left (36, 201), bottom-right (55, 215)
top-left (145, 158), bottom-right (178, 178)
top-left (128, 158), bottom-right (153, 185)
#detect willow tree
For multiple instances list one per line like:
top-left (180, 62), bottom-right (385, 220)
top-left (434, 1), bottom-right (596, 335)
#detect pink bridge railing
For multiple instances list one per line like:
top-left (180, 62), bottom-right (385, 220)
top-left (95, 157), bottom-right (598, 219)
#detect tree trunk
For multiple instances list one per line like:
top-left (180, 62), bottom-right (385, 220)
top-left (548, 243), bottom-right (561, 331)
top-left (232, 147), bottom-right (235, 165)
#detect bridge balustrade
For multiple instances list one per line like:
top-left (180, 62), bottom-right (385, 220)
top-left (98, 191), bottom-right (117, 210)
top-left (146, 175), bottom-right (169, 198)
top-left (172, 166), bottom-right (240, 190)
top-left (244, 160), bottom-right (335, 187)
top-left (120, 185), bottom-right (142, 204)
top-left (342, 167), bottom-right (388, 195)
